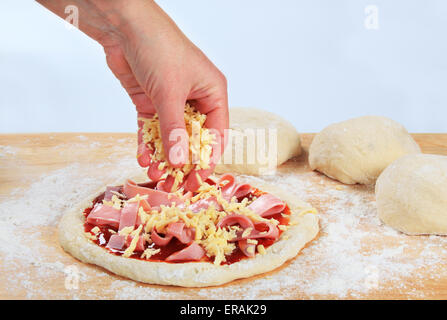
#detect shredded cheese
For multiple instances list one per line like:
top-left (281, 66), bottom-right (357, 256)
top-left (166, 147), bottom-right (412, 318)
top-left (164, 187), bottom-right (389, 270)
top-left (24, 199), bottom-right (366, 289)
top-left (102, 195), bottom-right (123, 209)
top-left (91, 226), bottom-right (100, 235)
top-left (84, 232), bottom-right (97, 241)
top-left (118, 226), bottom-right (134, 236)
top-left (138, 103), bottom-right (216, 192)
top-left (141, 247), bottom-right (160, 260)
top-left (122, 225), bottom-right (143, 258)
top-left (130, 181), bottom-right (288, 265)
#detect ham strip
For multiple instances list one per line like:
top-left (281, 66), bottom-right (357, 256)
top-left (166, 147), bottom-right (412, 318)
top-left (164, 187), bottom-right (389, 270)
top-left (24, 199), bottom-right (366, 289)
top-left (232, 183), bottom-right (252, 199)
top-left (232, 221), bottom-right (279, 242)
top-left (125, 235), bottom-right (146, 252)
top-left (86, 204), bottom-right (121, 229)
top-left (118, 202), bottom-right (139, 231)
top-left (217, 174), bottom-right (252, 200)
top-left (217, 214), bottom-right (254, 230)
top-left (151, 228), bottom-right (174, 246)
top-left (247, 193), bottom-right (286, 217)
top-left (106, 234), bottom-right (145, 252)
top-left (238, 239), bottom-right (256, 258)
top-left (123, 179), bottom-right (183, 207)
top-left (166, 222), bottom-right (195, 244)
top-left (165, 242), bottom-right (206, 262)
top-left (106, 234), bottom-right (126, 250)
top-left (151, 222), bottom-right (195, 246)
top-left (217, 214), bottom-right (279, 242)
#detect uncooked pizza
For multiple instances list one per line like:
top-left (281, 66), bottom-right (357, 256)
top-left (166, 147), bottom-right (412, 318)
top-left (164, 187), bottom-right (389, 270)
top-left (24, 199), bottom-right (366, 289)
top-left (58, 106), bottom-right (319, 287)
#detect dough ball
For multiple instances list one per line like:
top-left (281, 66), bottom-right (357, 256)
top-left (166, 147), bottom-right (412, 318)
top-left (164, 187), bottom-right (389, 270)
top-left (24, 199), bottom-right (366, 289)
top-left (376, 154), bottom-right (447, 235)
top-left (308, 116), bottom-right (421, 184)
top-left (215, 107), bottom-right (301, 175)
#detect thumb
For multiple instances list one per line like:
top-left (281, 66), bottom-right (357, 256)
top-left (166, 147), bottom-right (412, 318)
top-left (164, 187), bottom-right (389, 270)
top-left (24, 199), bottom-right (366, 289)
top-left (156, 96), bottom-right (189, 168)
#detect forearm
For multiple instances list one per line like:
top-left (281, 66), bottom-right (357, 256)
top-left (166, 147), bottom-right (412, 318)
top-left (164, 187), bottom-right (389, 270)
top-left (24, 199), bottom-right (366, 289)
top-left (35, 0), bottom-right (181, 48)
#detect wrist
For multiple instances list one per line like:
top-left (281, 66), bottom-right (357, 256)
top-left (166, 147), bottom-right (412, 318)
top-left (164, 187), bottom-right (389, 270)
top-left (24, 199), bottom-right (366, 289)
top-left (98, 0), bottom-right (183, 50)
top-left (92, 0), bottom-right (159, 41)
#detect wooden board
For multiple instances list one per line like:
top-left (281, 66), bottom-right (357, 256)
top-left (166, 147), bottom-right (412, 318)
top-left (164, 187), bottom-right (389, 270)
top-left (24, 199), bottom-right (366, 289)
top-left (0, 133), bottom-right (446, 300)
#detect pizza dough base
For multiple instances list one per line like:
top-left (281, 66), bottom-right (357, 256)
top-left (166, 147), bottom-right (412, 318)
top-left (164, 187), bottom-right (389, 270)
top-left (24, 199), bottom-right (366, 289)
top-left (376, 154), bottom-right (447, 235)
top-left (309, 116), bottom-right (421, 185)
top-left (215, 107), bottom-right (301, 175)
top-left (58, 173), bottom-right (319, 287)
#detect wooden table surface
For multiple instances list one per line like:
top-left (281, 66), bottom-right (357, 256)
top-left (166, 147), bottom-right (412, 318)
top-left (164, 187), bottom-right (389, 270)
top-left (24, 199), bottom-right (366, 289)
top-left (1, 133), bottom-right (446, 299)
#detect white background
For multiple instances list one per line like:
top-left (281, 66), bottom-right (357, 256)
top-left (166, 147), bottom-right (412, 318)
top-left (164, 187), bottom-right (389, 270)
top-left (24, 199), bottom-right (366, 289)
top-left (1, 0), bottom-right (446, 133)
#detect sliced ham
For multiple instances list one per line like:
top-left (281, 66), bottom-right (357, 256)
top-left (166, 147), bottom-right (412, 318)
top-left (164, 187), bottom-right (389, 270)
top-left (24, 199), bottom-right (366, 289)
top-left (125, 235), bottom-right (146, 252)
top-left (123, 179), bottom-right (183, 207)
top-left (232, 221), bottom-right (279, 242)
top-left (232, 182), bottom-right (252, 198)
top-left (86, 204), bottom-right (121, 229)
top-left (252, 221), bottom-right (279, 240)
top-left (166, 222), bottom-right (195, 244)
top-left (217, 214), bottom-right (279, 242)
top-left (218, 174), bottom-right (236, 200)
top-left (238, 239), bottom-right (256, 258)
top-left (165, 242), bottom-right (206, 262)
top-left (150, 222), bottom-right (195, 246)
top-left (118, 201), bottom-right (139, 231)
top-left (247, 193), bottom-right (286, 217)
top-left (106, 234), bottom-right (126, 251)
top-left (217, 214), bottom-right (254, 230)
top-left (218, 174), bottom-right (252, 200)
top-left (139, 198), bottom-right (151, 212)
top-left (106, 234), bottom-right (145, 252)
top-left (135, 199), bottom-right (150, 226)
top-left (137, 181), bottom-right (158, 189)
top-left (151, 228), bottom-right (174, 246)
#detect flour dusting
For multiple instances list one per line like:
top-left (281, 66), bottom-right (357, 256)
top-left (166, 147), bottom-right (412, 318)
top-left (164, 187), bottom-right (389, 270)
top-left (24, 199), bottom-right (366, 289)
top-left (1, 157), bottom-right (447, 299)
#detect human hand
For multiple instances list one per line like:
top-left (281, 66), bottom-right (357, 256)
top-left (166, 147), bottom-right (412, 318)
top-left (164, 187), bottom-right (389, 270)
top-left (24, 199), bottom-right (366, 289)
top-left (37, 0), bottom-right (228, 191)
top-left (102, 1), bottom-right (228, 191)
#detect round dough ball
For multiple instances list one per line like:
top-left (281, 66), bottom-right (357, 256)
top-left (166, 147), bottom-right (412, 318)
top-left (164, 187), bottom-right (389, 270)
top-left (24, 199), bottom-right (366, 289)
top-left (376, 154), bottom-right (447, 235)
top-left (309, 116), bottom-right (421, 184)
top-left (215, 107), bottom-right (301, 175)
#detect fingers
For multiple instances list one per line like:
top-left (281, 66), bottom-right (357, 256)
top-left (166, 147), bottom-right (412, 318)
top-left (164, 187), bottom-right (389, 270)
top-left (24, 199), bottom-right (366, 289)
top-left (104, 45), bottom-right (156, 114)
top-left (192, 79), bottom-right (229, 163)
top-left (156, 96), bottom-right (189, 168)
top-left (137, 115), bottom-right (154, 167)
top-left (137, 142), bottom-right (152, 167)
top-left (147, 161), bottom-right (166, 181)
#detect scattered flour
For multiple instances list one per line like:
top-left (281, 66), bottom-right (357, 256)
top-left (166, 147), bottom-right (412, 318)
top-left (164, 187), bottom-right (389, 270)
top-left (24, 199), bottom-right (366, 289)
top-left (0, 145), bottom-right (17, 157)
top-left (1, 161), bottom-right (447, 299)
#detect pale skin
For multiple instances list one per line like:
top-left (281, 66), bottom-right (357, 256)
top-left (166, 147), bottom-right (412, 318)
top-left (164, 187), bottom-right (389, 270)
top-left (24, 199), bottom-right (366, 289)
top-left (37, 0), bottom-right (229, 191)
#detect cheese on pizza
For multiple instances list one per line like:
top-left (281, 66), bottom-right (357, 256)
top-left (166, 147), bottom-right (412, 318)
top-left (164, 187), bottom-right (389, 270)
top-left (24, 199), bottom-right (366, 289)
top-left (84, 174), bottom-right (297, 265)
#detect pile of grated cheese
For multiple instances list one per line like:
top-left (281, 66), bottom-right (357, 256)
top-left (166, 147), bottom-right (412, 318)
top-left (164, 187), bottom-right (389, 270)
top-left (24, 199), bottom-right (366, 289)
top-left (138, 104), bottom-right (216, 191)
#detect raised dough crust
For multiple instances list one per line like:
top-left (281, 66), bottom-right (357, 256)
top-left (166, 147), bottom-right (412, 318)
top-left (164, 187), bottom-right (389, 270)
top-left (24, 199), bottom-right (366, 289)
top-left (58, 173), bottom-right (319, 287)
